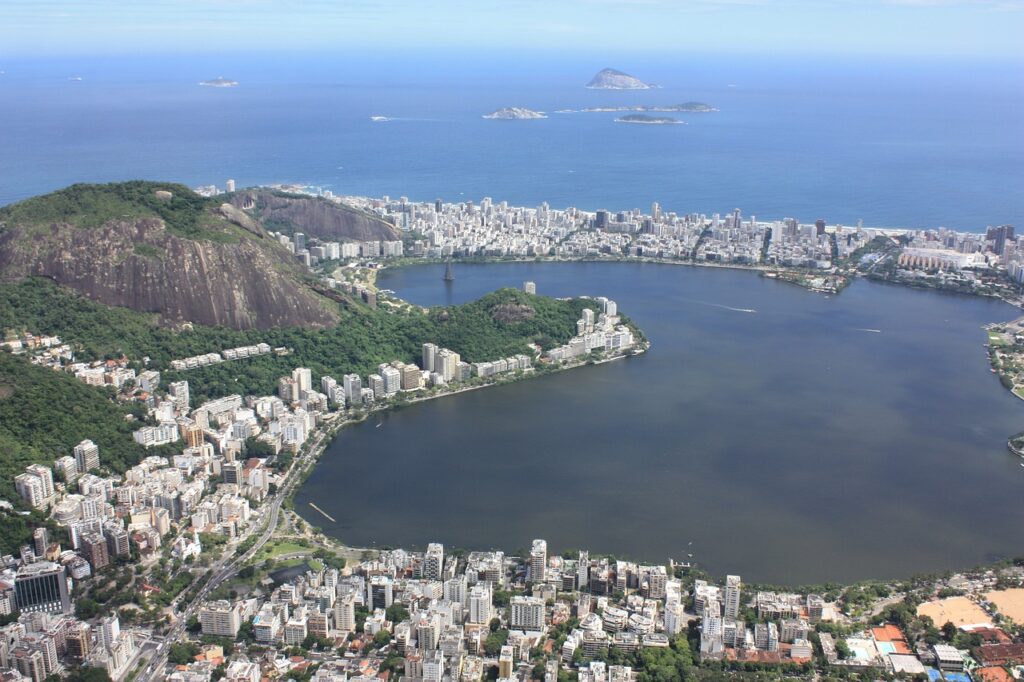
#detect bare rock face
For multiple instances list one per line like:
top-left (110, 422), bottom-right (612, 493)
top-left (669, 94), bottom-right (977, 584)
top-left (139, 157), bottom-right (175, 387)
top-left (218, 203), bottom-right (263, 236)
top-left (0, 183), bottom-right (340, 330)
top-left (585, 68), bottom-right (654, 90)
top-left (230, 190), bottom-right (400, 243)
top-left (491, 302), bottom-right (535, 324)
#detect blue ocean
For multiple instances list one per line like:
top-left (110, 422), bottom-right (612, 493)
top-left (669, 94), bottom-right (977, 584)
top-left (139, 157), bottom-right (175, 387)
top-left (0, 51), bottom-right (1021, 230)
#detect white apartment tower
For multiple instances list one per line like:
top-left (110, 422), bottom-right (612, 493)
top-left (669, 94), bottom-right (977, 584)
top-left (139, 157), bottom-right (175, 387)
top-left (443, 575), bottom-right (467, 607)
top-left (724, 575), bottom-right (741, 619)
top-left (511, 595), bottom-right (545, 631)
top-left (664, 601), bottom-right (685, 636)
top-left (292, 367), bottom-right (312, 394)
top-left (334, 592), bottom-right (356, 633)
top-left (168, 380), bottom-right (190, 412)
top-left (423, 543), bottom-right (444, 580)
top-left (342, 374), bottom-right (362, 406)
top-left (468, 584), bottom-right (493, 624)
top-left (74, 440), bottom-right (100, 474)
top-left (530, 539), bottom-right (547, 582)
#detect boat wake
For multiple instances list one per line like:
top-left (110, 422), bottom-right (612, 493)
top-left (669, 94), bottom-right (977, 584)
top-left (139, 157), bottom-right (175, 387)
top-left (690, 300), bottom-right (757, 314)
top-left (855, 328), bottom-right (882, 333)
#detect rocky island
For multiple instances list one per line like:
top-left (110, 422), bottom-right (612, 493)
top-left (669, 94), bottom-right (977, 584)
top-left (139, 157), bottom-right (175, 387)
top-left (482, 107), bottom-right (547, 120)
top-left (615, 114), bottom-right (683, 125)
top-left (586, 67), bottom-right (655, 90)
top-left (199, 76), bottom-right (238, 88)
top-left (583, 102), bottom-right (715, 113)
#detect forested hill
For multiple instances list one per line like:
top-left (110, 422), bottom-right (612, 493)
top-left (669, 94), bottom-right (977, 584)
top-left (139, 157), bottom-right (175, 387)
top-left (1, 278), bottom-right (598, 404)
top-left (0, 350), bottom-right (155, 553)
top-left (0, 181), bottom-right (339, 330)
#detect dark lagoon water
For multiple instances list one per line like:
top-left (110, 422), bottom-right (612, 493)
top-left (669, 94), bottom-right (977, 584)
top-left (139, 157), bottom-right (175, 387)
top-left (296, 262), bottom-right (1024, 585)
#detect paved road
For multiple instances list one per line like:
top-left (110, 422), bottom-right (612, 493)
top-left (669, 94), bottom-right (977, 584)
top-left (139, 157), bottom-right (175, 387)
top-left (136, 423), bottom-right (335, 682)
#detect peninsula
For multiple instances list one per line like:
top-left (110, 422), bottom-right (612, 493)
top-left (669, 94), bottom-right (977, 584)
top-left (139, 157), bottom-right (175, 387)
top-left (482, 107), bottom-right (547, 120)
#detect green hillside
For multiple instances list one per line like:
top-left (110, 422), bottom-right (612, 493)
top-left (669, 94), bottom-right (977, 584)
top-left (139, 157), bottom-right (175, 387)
top-left (1, 278), bottom-right (595, 403)
top-left (0, 181), bottom-right (226, 239)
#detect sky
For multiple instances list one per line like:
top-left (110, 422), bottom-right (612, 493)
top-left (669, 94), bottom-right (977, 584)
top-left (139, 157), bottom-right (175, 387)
top-left (0, 0), bottom-right (1022, 59)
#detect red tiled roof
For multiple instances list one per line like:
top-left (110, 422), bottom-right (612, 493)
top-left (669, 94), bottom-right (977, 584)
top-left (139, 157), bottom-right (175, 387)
top-left (973, 628), bottom-right (1012, 644)
top-left (975, 643), bottom-right (1024, 666)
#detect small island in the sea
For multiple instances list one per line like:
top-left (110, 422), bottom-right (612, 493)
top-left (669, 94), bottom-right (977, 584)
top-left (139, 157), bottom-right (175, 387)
top-left (586, 68), bottom-right (655, 90)
top-left (615, 114), bottom-right (683, 125)
top-left (583, 102), bottom-right (716, 113)
top-left (482, 107), bottom-right (547, 120)
top-left (199, 77), bottom-right (238, 88)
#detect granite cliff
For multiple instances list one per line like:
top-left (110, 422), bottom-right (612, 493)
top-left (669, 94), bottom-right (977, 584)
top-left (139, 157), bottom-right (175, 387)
top-left (0, 182), bottom-right (341, 330)
top-left (229, 189), bottom-right (400, 243)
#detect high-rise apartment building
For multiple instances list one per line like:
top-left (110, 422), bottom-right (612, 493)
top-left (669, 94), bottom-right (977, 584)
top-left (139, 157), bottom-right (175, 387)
top-left (74, 440), bottom-right (100, 474)
top-left (724, 575), bottom-right (741, 619)
top-left (530, 539), bottom-right (547, 582)
top-left (14, 562), bottom-right (72, 615)
top-left (422, 343), bottom-right (438, 373)
top-left (511, 595), bottom-right (545, 631)
top-left (424, 543), bottom-right (444, 581)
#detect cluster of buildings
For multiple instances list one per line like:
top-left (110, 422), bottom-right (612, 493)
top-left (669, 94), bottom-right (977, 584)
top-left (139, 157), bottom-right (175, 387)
top-left (195, 182), bottom-right (1020, 297)
top-left (165, 540), bottom-right (1024, 682)
top-left (881, 224), bottom-right (1022, 296)
top-left (248, 189), bottom-right (1016, 303)
top-left (321, 194), bottom-right (865, 270)
top-left (696, 576), bottom-right (817, 663)
top-left (168, 343), bottom-right (275, 371)
top-left (172, 540), bottom-right (692, 682)
top-left (0, 585), bottom-right (138, 681)
top-left (318, 339), bottom-right (537, 413)
top-left (544, 298), bottom-right (635, 363)
top-left (1, 333), bottom-right (70, 364)
top-left (0, 357), bottom-right (356, 679)
top-left (267, 229), bottom-right (404, 269)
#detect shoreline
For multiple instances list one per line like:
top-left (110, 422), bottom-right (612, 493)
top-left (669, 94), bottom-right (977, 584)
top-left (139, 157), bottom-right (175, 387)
top-left (289, 260), bottom-right (1024, 586)
top-left (289, 345), bottom-right (648, 543)
top-left (376, 254), bottom-right (1019, 305)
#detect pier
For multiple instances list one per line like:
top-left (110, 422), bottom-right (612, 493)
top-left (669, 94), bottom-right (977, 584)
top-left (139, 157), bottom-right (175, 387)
top-left (308, 502), bottom-right (337, 523)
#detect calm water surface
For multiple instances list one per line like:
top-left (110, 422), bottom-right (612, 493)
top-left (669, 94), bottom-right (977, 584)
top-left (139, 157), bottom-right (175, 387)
top-left (296, 262), bottom-right (1024, 584)
top-left (1, 53), bottom-right (1021, 230)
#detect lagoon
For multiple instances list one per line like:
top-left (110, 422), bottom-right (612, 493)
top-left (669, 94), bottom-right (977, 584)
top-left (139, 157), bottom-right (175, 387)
top-left (296, 262), bottom-right (1024, 584)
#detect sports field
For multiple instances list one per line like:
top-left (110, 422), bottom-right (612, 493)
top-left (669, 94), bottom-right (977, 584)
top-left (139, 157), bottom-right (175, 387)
top-left (917, 597), bottom-right (991, 628)
top-left (985, 588), bottom-right (1024, 624)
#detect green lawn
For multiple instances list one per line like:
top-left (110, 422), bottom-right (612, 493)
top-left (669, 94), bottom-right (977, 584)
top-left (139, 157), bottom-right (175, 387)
top-left (989, 332), bottom-right (1009, 346)
top-left (254, 540), bottom-right (312, 562)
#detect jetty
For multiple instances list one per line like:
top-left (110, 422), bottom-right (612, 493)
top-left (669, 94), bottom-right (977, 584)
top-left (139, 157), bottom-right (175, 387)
top-left (308, 502), bottom-right (337, 523)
